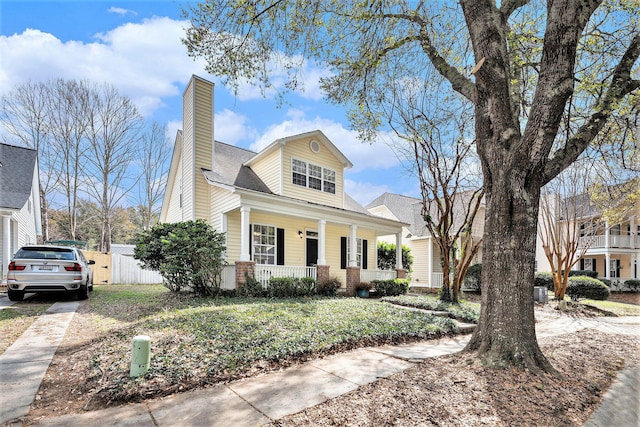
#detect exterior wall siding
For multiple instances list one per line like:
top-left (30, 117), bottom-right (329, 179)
top-left (407, 239), bottom-right (430, 285)
top-left (209, 186), bottom-right (241, 232)
top-left (164, 152), bottom-right (183, 223)
top-left (193, 79), bottom-right (214, 221)
top-left (281, 137), bottom-right (344, 208)
top-left (182, 80), bottom-right (195, 221)
top-left (250, 148), bottom-right (282, 194)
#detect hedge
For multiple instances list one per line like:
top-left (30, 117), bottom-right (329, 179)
top-left (566, 276), bottom-right (610, 301)
top-left (372, 279), bottom-right (410, 297)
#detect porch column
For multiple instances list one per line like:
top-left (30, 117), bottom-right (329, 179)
top-left (428, 237), bottom-right (434, 288)
top-left (317, 219), bottom-right (326, 265)
top-left (2, 215), bottom-right (10, 281)
top-left (605, 253), bottom-right (611, 280)
top-left (605, 221), bottom-right (610, 250)
top-left (240, 206), bottom-right (251, 261)
top-left (631, 216), bottom-right (636, 249)
top-left (395, 232), bottom-right (403, 270)
top-left (349, 225), bottom-right (358, 267)
top-left (346, 224), bottom-right (359, 297)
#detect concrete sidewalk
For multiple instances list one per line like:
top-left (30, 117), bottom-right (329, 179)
top-left (0, 301), bottom-right (79, 424)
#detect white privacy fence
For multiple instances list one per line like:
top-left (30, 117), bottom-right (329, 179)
top-left (111, 254), bottom-right (162, 284)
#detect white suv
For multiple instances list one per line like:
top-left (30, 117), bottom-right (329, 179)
top-left (7, 245), bottom-right (95, 301)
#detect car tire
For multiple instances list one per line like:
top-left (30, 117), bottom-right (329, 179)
top-left (8, 289), bottom-right (24, 302)
top-left (77, 285), bottom-right (89, 300)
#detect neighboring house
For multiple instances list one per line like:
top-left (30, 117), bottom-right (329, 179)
top-left (160, 75), bottom-right (406, 294)
top-left (0, 143), bottom-right (42, 282)
top-left (366, 192), bottom-right (484, 288)
top-left (567, 192), bottom-right (639, 287)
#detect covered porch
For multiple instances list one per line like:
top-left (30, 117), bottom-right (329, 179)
top-left (218, 189), bottom-right (407, 295)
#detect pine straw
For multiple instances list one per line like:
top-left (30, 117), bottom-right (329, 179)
top-left (272, 330), bottom-right (639, 427)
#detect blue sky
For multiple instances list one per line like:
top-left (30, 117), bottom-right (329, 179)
top-left (0, 0), bottom-right (422, 207)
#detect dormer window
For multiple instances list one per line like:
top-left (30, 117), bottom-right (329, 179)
top-left (291, 158), bottom-right (336, 194)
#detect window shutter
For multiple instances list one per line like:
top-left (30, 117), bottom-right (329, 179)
top-left (362, 239), bottom-right (368, 270)
top-left (249, 223), bottom-right (252, 258)
top-left (277, 228), bottom-right (285, 266)
top-left (580, 258), bottom-right (584, 270)
top-left (340, 237), bottom-right (346, 269)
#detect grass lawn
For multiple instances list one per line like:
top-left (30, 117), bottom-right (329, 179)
top-left (380, 294), bottom-right (480, 323)
top-left (66, 284), bottom-right (460, 404)
top-left (0, 301), bottom-right (50, 354)
top-left (581, 299), bottom-right (640, 316)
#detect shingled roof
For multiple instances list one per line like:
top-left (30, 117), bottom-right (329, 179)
top-left (0, 143), bottom-right (37, 211)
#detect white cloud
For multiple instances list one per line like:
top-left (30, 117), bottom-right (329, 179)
top-left (108, 7), bottom-right (136, 16)
top-left (249, 109), bottom-right (401, 172)
top-left (0, 18), bottom-right (204, 117)
top-left (166, 120), bottom-right (182, 143)
top-left (214, 109), bottom-right (255, 145)
top-left (0, 17), bottom-right (334, 118)
top-left (345, 179), bottom-right (394, 206)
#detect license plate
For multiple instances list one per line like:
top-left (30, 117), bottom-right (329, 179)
top-left (37, 265), bottom-right (55, 271)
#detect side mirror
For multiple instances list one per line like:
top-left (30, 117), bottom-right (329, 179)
top-left (88, 260), bottom-right (96, 265)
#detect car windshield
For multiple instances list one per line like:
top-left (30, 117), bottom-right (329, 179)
top-left (14, 247), bottom-right (76, 261)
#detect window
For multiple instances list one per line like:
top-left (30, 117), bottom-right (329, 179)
top-left (583, 258), bottom-right (593, 271)
top-left (252, 224), bottom-right (276, 264)
top-left (309, 164), bottom-right (322, 190)
top-left (291, 158), bottom-right (336, 194)
top-left (323, 169), bottom-right (336, 194)
top-left (347, 237), bottom-right (363, 267)
top-left (292, 159), bottom-right (307, 187)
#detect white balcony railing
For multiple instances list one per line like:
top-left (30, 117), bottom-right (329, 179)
top-left (253, 265), bottom-right (317, 287)
top-left (360, 269), bottom-right (397, 283)
top-left (578, 235), bottom-right (639, 249)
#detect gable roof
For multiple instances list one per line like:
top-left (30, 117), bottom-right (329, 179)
top-left (0, 143), bottom-right (37, 210)
top-left (244, 130), bottom-right (353, 169)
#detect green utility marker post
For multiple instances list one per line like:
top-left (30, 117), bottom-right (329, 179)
top-left (130, 335), bottom-right (151, 378)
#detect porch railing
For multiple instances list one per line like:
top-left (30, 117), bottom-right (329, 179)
top-left (579, 235), bottom-right (638, 249)
top-left (360, 269), bottom-right (397, 283)
top-left (254, 265), bottom-right (317, 288)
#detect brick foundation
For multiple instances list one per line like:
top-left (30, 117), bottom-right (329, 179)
top-left (346, 266), bottom-right (360, 297)
top-left (235, 261), bottom-right (255, 288)
top-left (396, 269), bottom-right (407, 279)
top-left (316, 265), bottom-right (330, 284)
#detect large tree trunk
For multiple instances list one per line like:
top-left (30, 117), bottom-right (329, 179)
top-left (465, 165), bottom-right (554, 373)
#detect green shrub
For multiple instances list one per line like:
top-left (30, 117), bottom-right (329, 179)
top-left (267, 277), bottom-right (317, 298)
top-left (237, 272), bottom-right (266, 297)
top-left (133, 220), bottom-right (226, 296)
top-left (566, 276), bottom-right (610, 301)
top-left (624, 279), bottom-right (640, 292)
top-left (535, 272), bottom-right (555, 291)
top-left (568, 270), bottom-right (598, 278)
top-left (463, 264), bottom-right (482, 292)
top-left (372, 279), bottom-right (410, 297)
top-left (317, 276), bottom-right (342, 296)
top-left (377, 242), bottom-right (414, 272)
top-left (600, 278), bottom-right (611, 287)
